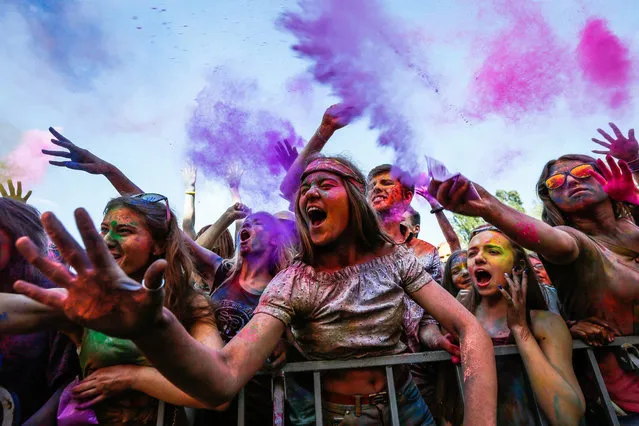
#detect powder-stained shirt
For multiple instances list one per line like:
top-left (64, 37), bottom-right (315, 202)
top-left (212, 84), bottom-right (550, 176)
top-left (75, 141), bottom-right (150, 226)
top-left (541, 219), bottom-right (639, 413)
top-left (254, 246), bottom-right (434, 360)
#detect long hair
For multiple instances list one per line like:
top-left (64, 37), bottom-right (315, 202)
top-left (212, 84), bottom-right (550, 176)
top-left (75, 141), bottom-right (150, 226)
top-left (104, 196), bottom-right (213, 330)
top-left (294, 155), bottom-right (394, 266)
top-left (442, 250), bottom-right (467, 298)
top-left (464, 226), bottom-right (548, 326)
top-left (224, 211), bottom-right (295, 282)
top-left (0, 198), bottom-right (47, 285)
top-left (536, 154), bottom-right (632, 227)
top-left (196, 225), bottom-right (235, 259)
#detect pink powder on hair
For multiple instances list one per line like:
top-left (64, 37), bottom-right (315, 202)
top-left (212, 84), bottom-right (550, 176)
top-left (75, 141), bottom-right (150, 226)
top-left (577, 18), bottom-right (632, 109)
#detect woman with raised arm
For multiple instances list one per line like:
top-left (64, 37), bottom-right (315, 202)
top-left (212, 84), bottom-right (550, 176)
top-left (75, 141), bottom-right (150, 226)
top-left (463, 224), bottom-right (584, 425)
top-left (2, 195), bottom-right (226, 425)
top-left (430, 142), bottom-right (639, 422)
top-left (15, 155), bottom-right (498, 426)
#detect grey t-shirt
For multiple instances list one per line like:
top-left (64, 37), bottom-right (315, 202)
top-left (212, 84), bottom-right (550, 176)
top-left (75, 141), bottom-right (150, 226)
top-left (254, 246), bottom-right (434, 360)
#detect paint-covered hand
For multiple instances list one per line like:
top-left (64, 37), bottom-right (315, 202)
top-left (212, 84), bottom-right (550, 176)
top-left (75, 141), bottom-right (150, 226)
top-left (13, 208), bottom-right (167, 339)
top-left (592, 122), bottom-right (639, 163)
top-left (431, 175), bottom-right (490, 217)
top-left (0, 179), bottom-right (32, 202)
top-left (226, 162), bottom-right (244, 191)
top-left (569, 317), bottom-right (618, 347)
top-left (274, 140), bottom-right (299, 172)
top-left (321, 104), bottom-right (356, 132)
top-left (224, 202), bottom-right (251, 222)
top-left (182, 164), bottom-right (197, 189)
top-left (43, 128), bottom-right (112, 175)
top-left (499, 269), bottom-right (529, 332)
top-left (415, 185), bottom-right (442, 209)
top-left (589, 155), bottom-right (639, 205)
top-left (72, 365), bottom-right (139, 408)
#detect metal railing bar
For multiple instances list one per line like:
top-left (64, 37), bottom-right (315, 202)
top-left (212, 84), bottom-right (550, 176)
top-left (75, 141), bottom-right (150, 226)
top-left (237, 388), bottom-right (245, 426)
top-left (313, 371), bottom-right (323, 426)
top-left (454, 364), bottom-right (465, 404)
top-left (585, 348), bottom-right (620, 426)
top-left (385, 366), bottom-right (401, 426)
top-left (272, 374), bottom-right (285, 426)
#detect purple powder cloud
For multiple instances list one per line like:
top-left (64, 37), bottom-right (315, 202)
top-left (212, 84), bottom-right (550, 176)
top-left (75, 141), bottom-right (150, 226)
top-left (186, 70), bottom-right (304, 200)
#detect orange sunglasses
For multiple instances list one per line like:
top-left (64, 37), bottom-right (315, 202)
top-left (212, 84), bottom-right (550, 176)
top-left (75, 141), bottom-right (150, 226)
top-left (544, 164), bottom-right (595, 190)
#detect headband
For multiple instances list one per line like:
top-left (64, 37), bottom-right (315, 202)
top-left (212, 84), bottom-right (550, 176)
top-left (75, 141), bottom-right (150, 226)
top-left (300, 158), bottom-right (366, 193)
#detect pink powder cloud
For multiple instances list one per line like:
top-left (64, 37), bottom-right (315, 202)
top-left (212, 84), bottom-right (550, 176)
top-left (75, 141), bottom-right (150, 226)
top-left (3, 129), bottom-right (55, 185)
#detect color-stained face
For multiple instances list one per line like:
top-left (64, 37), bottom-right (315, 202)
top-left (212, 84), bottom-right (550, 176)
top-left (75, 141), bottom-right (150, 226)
top-left (100, 207), bottom-right (161, 276)
top-left (238, 214), bottom-right (274, 256)
top-left (546, 160), bottom-right (607, 214)
top-left (299, 171), bottom-right (350, 246)
top-left (367, 171), bottom-right (410, 213)
top-left (529, 256), bottom-right (551, 285)
top-left (450, 252), bottom-right (472, 291)
top-left (467, 231), bottom-right (515, 297)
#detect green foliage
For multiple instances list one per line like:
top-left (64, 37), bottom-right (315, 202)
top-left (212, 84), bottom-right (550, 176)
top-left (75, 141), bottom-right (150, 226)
top-left (452, 189), bottom-right (526, 245)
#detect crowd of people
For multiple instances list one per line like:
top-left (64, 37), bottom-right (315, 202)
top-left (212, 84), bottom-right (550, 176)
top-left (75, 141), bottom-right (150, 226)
top-left (0, 109), bottom-right (638, 425)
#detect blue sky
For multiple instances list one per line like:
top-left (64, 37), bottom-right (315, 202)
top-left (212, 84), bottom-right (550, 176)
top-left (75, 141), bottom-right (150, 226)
top-left (1, 0), bottom-right (638, 246)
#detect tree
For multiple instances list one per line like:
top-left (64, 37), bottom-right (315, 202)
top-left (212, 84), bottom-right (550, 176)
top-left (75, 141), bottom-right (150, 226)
top-left (452, 189), bottom-right (526, 245)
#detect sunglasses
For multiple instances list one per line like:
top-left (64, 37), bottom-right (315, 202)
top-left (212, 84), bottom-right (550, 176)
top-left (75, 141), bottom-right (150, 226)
top-left (544, 164), bottom-right (595, 190)
top-left (131, 193), bottom-right (171, 223)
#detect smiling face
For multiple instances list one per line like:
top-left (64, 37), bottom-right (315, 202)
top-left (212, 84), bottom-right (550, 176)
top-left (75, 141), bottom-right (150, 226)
top-left (367, 171), bottom-right (411, 214)
top-left (100, 207), bottom-right (162, 276)
top-left (298, 171), bottom-right (350, 246)
top-left (546, 160), bottom-right (607, 214)
top-left (467, 231), bottom-right (516, 297)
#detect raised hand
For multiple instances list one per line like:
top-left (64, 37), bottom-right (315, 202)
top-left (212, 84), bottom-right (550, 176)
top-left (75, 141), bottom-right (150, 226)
top-left (431, 175), bottom-right (490, 217)
top-left (589, 155), bottom-right (639, 205)
top-left (499, 269), bottom-right (529, 332)
top-left (13, 208), bottom-right (166, 339)
top-left (226, 161), bottom-right (244, 191)
top-left (182, 164), bottom-right (197, 189)
top-left (274, 140), bottom-right (299, 172)
top-left (592, 122), bottom-right (638, 162)
top-left (320, 104), bottom-right (356, 133)
top-left (224, 202), bottom-right (251, 222)
top-left (43, 128), bottom-right (112, 175)
top-left (0, 179), bottom-right (32, 202)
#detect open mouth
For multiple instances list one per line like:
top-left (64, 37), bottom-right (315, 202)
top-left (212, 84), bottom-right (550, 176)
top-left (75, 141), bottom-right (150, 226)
top-left (372, 194), bottom-right (386, 203)
top-left (239, 229), bottom-right (251, 242)
top-left (307, 206), bottom-right (327, 227)
top-left (474, 269), bottom-right (492, 286)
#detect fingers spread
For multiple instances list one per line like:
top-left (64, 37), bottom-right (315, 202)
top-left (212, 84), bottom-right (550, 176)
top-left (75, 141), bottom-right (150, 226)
top-left (13, 280), bottom-right (66, 311)
top-left (41, 149), bottom-right (72, 158)
top-left (41, 212), bottom-right (92, 274)
top-left (74, 208), bottom-right (113, 270)
top-left (15, 237), bottom-right (75, 285)
top-left (591, 138), bottom-right (611, 149)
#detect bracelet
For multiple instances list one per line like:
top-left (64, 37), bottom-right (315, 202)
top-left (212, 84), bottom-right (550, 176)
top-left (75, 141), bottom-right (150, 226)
top-left (627, 157), bottom-right (639, 173)
top-left (430, 207), bottom-right (444, 214)
top-left (185, 191), bottom-right (196, 195)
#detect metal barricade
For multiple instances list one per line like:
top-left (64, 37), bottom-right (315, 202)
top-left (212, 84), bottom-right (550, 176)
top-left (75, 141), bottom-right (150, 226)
top-left (235, 335), bottom-right (639, 426)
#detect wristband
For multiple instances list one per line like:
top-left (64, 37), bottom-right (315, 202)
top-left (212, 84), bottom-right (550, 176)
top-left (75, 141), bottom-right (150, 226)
top-left (430, 207), bottom-right (444, 214)
top-left (185, 191), bottom-right (196, 195)
top-left (627, 158), bottom-right (639, 173)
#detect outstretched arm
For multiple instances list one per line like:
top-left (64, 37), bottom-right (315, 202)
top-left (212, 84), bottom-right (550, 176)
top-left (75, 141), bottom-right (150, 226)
top-left (410, 283), bottom-right (497, 425)
top-left (279, 104), bottom-right (353, 201)
top-left (195, 203), bottom-right (250, 251)
top-left (44, 128), bottom-right (142, 195)
top-left (433, 178), bottom-right (580, 265)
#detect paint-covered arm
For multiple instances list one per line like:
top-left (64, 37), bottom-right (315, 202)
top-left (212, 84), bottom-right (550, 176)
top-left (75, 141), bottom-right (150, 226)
top-left (279, 104), bottom-right (353, 202)
top-left (182, 165), bottom-right (197, 240)
top-left (433, 178), bottom-right (579, 265)
top-left (195, 203), bottom-right (250, 251)
top-left (43, 127), bottom-right (143, 195)
top-left (410, 283), bottom-right (497, 425)
top-left (0, 291), bottom-right (72, 334)
top-left (416, 187), bottom-right (461, 251)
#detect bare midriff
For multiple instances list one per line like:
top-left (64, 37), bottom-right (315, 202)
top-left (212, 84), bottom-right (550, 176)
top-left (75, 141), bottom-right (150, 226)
top-left (322, 367), bottom-right (388, 395)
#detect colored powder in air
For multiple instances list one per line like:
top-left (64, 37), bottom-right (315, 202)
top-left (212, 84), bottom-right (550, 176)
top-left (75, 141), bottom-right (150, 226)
top-left (186, 70), bottom-right (304, 200)
top-left (2, 129), bottom-right (55, 184)
top-left (577, 18), bottom-right (633, 109)
top-left (279, 0), bottom-right (437, 173)
top-left (466, 2), bottom-right (572, 121)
